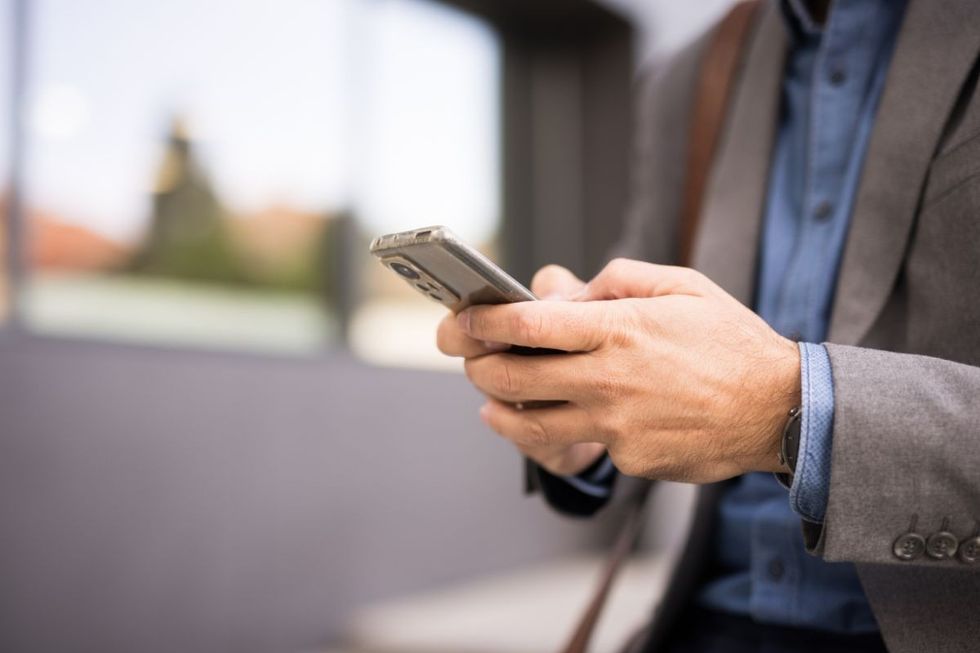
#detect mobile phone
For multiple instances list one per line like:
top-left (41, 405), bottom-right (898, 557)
top-left (369, 225), bottom-right (535, 314)
top-left (370, 226), bottom-right (563, 362)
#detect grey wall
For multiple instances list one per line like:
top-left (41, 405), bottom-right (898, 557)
top-left (0, 336), bottom-right (617, 653)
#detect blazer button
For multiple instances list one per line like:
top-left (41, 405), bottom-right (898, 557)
top-left (926, 529), bottom-right (959, 560)
top-left (893, 532), bottom-right (926, 561)
top-left (959, 536), bottom-right (980, 564)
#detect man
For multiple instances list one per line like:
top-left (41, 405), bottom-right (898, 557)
top-left (438, 0), bottom-right (980, 651)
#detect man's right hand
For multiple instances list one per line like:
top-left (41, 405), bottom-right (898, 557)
top-left (436, 264), bottom-right (607, 476)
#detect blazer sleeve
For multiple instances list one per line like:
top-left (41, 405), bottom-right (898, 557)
top-left (803, 343), bottom-right (980, 572)
top-left (525, 457), bottom-right (616, 518)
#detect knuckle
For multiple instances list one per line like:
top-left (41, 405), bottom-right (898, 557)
top-left (514, 310), bottom-right (546, 344)
top-left (609, 450), bottom-right (641, 477)
top-left (531, 264), bottom-right (565, 291)
top-left (466, 310), bottom-right (485, 336)
top-left (676, 266), bottom-right (709, 293)
top-left (603, 257), bottom-right (631, 280)
top-left (611, 444), bottom-right (654, 478)
top-left (596, 409), bottom-right (626, 443)
top-left (590, 306), bottom-right (633, 351)
top-left (680, 266), bottom-right (702, 285)
top-left (594, 371), bottom-right (623, 402)
top-left (523, 413), bottom-right (550, 446)
top-left (491, 359), bottom-right (520, 396)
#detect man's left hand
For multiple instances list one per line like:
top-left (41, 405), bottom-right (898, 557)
top-left (460, 259), bottom-right (801, 483)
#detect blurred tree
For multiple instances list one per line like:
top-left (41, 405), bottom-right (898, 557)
top-left (128, 116), bottom-right (247, 285)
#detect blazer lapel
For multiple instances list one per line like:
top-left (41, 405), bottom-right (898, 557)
top-left (693, 2), bottom-right (787, 307)
top-left (828, 0), bottom-right (980, 345)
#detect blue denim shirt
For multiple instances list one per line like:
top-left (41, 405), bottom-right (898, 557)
top-left (562, 0), bottom-right (907, 633)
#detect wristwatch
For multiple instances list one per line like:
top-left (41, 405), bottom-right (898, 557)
top-left (775, 406), bottom-right (801, 489)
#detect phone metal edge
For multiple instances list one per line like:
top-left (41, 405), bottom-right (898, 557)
top-left (369, 226), bottom-right (536, 302)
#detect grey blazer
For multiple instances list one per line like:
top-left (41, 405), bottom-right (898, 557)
top-left (605, 0), bottom-right (980, 650)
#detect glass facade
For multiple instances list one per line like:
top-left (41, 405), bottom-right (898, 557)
top-left (349, 0), bottom-right (501, 369)
top-left (14, 0), bottom-right (499, 364)
top-left (1, 0), bottom-right (12, 324)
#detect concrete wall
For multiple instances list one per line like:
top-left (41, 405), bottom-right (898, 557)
top-left (0, 335), bottom-right (616, 652)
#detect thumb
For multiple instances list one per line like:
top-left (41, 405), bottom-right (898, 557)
top-left (531, 264), bottom-right (586, 300)
top-left (579, 258), bottom-right (717, 301)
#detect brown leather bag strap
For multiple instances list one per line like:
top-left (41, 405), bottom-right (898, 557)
top-left (678, 0), bottom-right (761, 267)
top-left (558, 485), bottom-right (652, 653)
top-left (558, 4), bottom-right (760, 653)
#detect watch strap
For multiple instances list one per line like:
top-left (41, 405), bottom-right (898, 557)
top-left (775, 406), bottom-right (802, 489)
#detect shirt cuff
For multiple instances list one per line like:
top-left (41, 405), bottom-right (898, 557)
top-left (789, 342), bottom-right (835, 523)
top-left (559, 454), bottom-right (616, 499)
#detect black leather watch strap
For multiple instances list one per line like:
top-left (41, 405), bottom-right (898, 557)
top-left (781, 406), bottom-right (803, 472)
top-left (778, 406), bottom-right (802, 475)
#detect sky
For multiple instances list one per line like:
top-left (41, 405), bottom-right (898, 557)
top-left (17, 0), bottom-right (500, 245)
top-left (1, 0), bottom-right (12, 191)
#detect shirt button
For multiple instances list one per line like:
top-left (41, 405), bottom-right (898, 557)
top-left (768, 558), bottom-right (785, 581)
top-left (893, 532), bottom-right (926, 561)
top-left (829, 68), bottom-right (847, 86)
top-left (813, 201), bottom-right (834, 222)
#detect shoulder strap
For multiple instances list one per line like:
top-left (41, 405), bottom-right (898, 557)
top-left (677, 0), bottom-right (761, 267)
top-left (558, 4), bottom-right (761, 653)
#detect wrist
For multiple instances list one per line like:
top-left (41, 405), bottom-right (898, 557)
top-left (755, 337), bottom-right (801, 473)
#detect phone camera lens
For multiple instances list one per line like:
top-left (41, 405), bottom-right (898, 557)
top-left (390, 262), bottom-right (420, 280)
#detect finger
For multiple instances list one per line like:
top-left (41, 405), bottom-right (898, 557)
top-left (480, 398), bottom-right (600, 448)
top-left (580, 258), bottom-right (721, 301)
top-left (437, 312), bottom-right (510, 358)
top-left (531, 264), bottom-right (586, 300)
top-left (464, 352), bottom-right (590, 403)
top-left (458, 301), bottom-right (603, 352)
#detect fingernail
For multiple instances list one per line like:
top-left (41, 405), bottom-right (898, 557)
top-left (479, 403), bottom-right (491, 424)
top-left (483, 340), bottom-right (510, 352)
top-left (541, 292), bottom-right (562, 301)
top-left (457, 310), bottom-right (471, 333)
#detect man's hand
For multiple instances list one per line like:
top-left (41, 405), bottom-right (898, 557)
top-left (453, 259), bottom-right (801, 484)
top-left (437, 265), bottom-right (606, 476)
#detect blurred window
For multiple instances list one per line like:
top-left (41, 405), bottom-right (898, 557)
top-left (19, 0), bottom-right (500, 364)
top-left (1, 0), bottom-right (11, 324)
top-left (349, 0), bottom-right (500, 370)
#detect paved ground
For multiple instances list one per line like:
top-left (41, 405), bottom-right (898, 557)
top-left (333, 553), bottom-right (669, 653)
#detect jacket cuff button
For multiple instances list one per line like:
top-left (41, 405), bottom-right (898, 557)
top-left (959, 533), bottom-right (980, 565)
top-left (893, 532), bottom-right (926, 561)
top-left (926, 518), bottom-right (959, 560)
